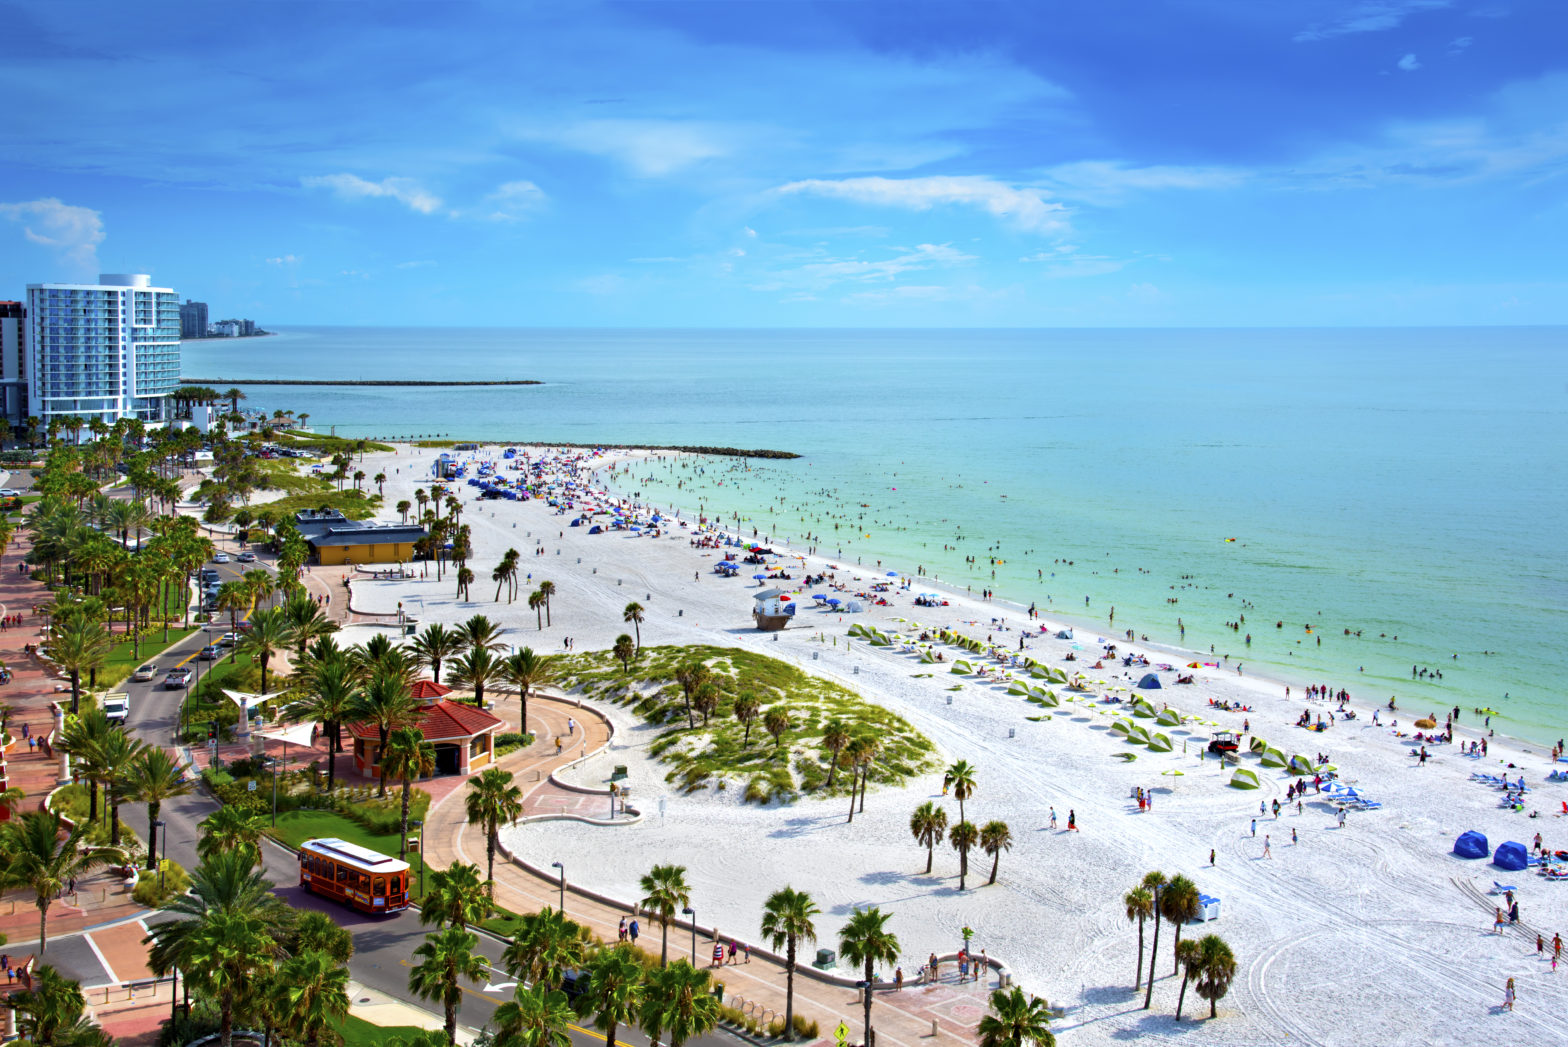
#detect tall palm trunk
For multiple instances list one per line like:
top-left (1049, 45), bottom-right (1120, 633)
top-left (783, 935), bottom-right (797, 1040)
top-left (1133, 915), bottom-right (1145, 989)
top-left (1175, 968), bottom-right (1192, 1020)
top-left (1143, 908), bottom-right (1162, 1009)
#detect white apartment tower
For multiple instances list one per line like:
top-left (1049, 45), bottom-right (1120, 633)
top-left (25, 273), bottom-right (181, 425)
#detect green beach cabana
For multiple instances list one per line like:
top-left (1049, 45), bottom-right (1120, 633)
top-left (1230, 769), bottom-right (1261, 789)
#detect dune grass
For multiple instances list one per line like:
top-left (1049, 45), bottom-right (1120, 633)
top-left (555, 644), bottom-right (936, 805)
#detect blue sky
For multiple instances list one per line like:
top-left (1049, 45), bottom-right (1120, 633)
top-left (1, 0), bottom-right (1565, 326)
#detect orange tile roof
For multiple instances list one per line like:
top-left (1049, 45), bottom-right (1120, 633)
top-left (349, 699), bottom-right (503, 742)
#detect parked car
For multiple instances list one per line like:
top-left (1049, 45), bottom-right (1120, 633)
top-left (212, 553), bottom-right (231, 564)
top-left (164, 668), bottom-right (193, 689)
top-left (131, 664), bottom-right (158, 682)
top-left (200, 644), bottom-right (222, 661)
top-left (237, 551), bottom-right (257, 563)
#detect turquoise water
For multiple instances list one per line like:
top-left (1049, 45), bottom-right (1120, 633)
top-left (183, 326), bottom-right (1568, 742)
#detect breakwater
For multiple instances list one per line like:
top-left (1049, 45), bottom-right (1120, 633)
top-left (180, 378), bottom-right (542, 386)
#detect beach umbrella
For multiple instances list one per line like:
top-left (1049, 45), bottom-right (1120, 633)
top-left (754, 573), bottom-right (767, 579)
top-left (827, 598), bottom-right (842, 606)
top-left (887, 571), bottom-right (899, 577)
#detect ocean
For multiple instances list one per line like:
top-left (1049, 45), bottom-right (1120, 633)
top-left (182, 326), bottom-right (1568, 743)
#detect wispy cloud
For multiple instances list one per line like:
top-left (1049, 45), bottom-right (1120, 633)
top-left (266, 254), bottom-right (301, 265)
top-left (1294, 1), bottom-right (1451, 43)
top-left (484, 180), bottom-right (547, 222)
top-left (1448, 35), bottom-right (1474, 54)
top-left (1398, 53), bottom-right (1423, 72)
top-left (0, 198), bottom-right (105, 275)
top-left (522, 119), bottom-right (731, 176)
top-left (775, 176), bottom-right (1069, 235)
top-left (302, 173), bottom-right (442, 214)
top-left (395, 259), bottom-right (436, 269)
top-left (795, 243), bottom-right (975, 283)
top-left (1040, 161), bottom-right (1247, 205)
top-left (1020, 248), bottom-right (1130, 279)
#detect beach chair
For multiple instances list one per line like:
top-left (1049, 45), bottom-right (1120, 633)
top-left (1491, 881), bottom-right (1518, 894)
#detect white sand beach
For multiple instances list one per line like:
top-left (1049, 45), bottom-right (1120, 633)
top-left (336, 443), bottom-right (1568, 1045)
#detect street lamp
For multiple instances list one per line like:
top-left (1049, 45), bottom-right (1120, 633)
top-left (152, 819), bottom-right (166, 889)
top-left (551, 861), bottom-right (565, 913)
top-left (269, 755), bottom-right (280, 827)
top-left (682, 906), bottom-right (696, 965)
top-left (410, 819), bottom-right (424, 898)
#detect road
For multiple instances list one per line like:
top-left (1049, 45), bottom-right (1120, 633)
top-left (26, 522), bottom-right (736, 1047)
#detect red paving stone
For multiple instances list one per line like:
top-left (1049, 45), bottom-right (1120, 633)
top-left (92, 921), bottom-right (157, 983)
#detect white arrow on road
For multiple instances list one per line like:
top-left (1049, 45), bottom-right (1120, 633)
top-left (482, 981), bottom-right (518, 994)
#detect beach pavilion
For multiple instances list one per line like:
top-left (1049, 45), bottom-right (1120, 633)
top-left (347, 679), bottom-right (505, 778)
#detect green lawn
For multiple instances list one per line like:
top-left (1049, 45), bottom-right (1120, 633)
top-left (336, 1013), bottom-right (429, 1047)
top-left (100, 627), bottom-right (200, 687)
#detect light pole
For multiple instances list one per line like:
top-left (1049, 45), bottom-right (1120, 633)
top-left (682, 906), bottom-right (696, 965)
top-left (269, 755), bottom-right (280, 827)
top-left (153, 819), bottom-right (166, 889)
top-left (551, 860), bottom-right (565, 913)
top-left (411, 819), bottom-right (424, 898)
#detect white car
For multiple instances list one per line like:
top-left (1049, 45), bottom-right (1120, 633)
top-left (212, 553), bottom-right (231, 564)
top-left (131, 664), bottom-right (158, 682)
top-left (102, 693), bottom-right (130, 722)
top-left (0, 488), bottom-right (18, 499)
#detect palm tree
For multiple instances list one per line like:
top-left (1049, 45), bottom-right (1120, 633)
top-left (244, 566), bottom-right (277, 610)
top-left (537, 579), bottom-right (556, 626)
top-left (980, 820), bottom-right (1013, 886)
top-left (944, 759), bottom-right (978, 825)
top-left (853, 735), bottom-right (880, 815)
top-left (408, 926), bottom-right (488, 1046)
top-left (692, 681), bottom-right (720, 726)
top-left (197, 805), bottom-right (268, 866)
top-left (977, 986), bottom-right (1055, 1047)
top-left (98, 727), bottom-right (149, 846)
top-left (575, 943), bottom-right (643, 1047)
top-left (374, 472), bottom-right (387, 496)
top-left (732, 690), bottom-right (761, 744)
top-left (398, 500), bottom-right (413, 524)
top-left (224, 387), bottom-right (246, 416)
top-left (622, 601), bottom-right (644, 652)
top-left (909, 801), bottom-right (949, 874)
top-left (450, 645), bottom-right (501, 710)
top-left (760, 886), bottom-right (819, 1040)
top-left (637, 960), bottom-right (720, 1047)
top-left (466, 767), bottom-right (523, 898)
top-left (237, 606), bottom-right (295, 694)
top-left (292, 660), bottom-right (359, 793)
top-left (11, 964), bottom-right (109, 1047)
top-left (763, 707), bottom-right (791, 748)
top-left (1193, 934), bottom-right (1237, 1019)
top-left (494, 983), bottom-right (575, 1047)
top-left (500, 647), bottom-right (554, 737)
top-left (1141, 870), bottom-right (1168, 1009)
top-left (124, 747), bottom-right (194, 870)
top-left (215, 580), bottom-right (250, 637)
top-left (276, 949), bottom-right (351, 1047)
top-left (672, 660), bottom-right (709, 730)
top-left (613, 634), bottom-right (635, 672)
top-left (57, 707), bottom-right (114, 822)
top-left (949, 820), bottom-right (979, 890)
top-left (843, 737), bottom-right (869, 823)
top-left (1161, 874), bottom-right (1202, 976)
top-left (1123, 885), bottom-right (1154, 990)
top-left (458, 613), bottom-right (506, 653)
top-left (350, 670), bottom-right (420, 797)
top-left (528, 588), bottom-right (545, 627)
top-left (284, 592), bottom-right (339, 661)
top-left (638, 862), bottom-right (692, 966)
top-left (821, 719), bottom-right (850, 789)
top-left (410, 623), bottom-right (464, 685)
top-left (838, 907), bottom-right (901, 1047)
top-left (144, 850), bottom-right (292, 1047)
top-left (48, 616), bottom-right (110, 714)
top-left (0, 813), bottom-right (119, 954)
top-left (381, 727), bottom-right (436, 857)
top-left (1173, 939), bottom-right (1201, 1021)
top-left (501, 906), bottom-right (584, 987)
top-left (421, 862), bottom-right (491, 930)
top-left (289, 910), bottom-right (355, 963)
top-left (456, 565), bottom-right (475, 601)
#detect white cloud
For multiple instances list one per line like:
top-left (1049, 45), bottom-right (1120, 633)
top-left (302, 173), bottom-right (442, 214)
top-left (0, 198), bottom-right (104, 274)
top-left (1449, 36), bottom-right (1474, 54)
top-left (524, 119), bottom-right (730, 176)
top-left (743, 226), bottom-right (758, 238)
top-left (396, 260), bottom-right (436, 269)
top-left (1398, 53), bottom-right (1422, 72)
top-left (1040, 161), bottom-right (1247, 204)
top-left (794, 243), bottom-right (975, 283)
top-left (1020, 250), bottom-right (1129, 279)
top-left (1294, 1), bottom-right (1451, 43)
top-left (485, 180), bottom-right (547, 222)
top-left (775, 176), bottom-right (1069, 235)
top-left (266, 254), bottom-right (301, 265)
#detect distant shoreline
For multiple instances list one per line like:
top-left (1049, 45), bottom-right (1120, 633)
top-left (417, 439), bottom-right (798, 459)
top-left (180, 332), bottom-right (276, 342)
top-left (178, 378), bottom-right (543, 387)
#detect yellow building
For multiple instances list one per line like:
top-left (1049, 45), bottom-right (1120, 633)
top-left (295, 510), bottom-right (426, 565)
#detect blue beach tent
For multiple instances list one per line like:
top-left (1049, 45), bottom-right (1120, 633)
top-left (1137, 673), bottom-right (1162, 690)
top-left (1493, 841), bottom-right (1529, 871)
top-left (1453, 830), bottom-right (1489, 859)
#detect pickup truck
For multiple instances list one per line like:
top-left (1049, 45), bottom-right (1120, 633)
top-left (102, 693), bottom-right (130, 722)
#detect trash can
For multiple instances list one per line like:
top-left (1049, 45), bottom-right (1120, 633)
top-left (814, 947), bottom-right (836, 969)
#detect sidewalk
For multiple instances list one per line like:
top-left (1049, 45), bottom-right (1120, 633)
top-left (421, 693), bottom-right (990, 1047)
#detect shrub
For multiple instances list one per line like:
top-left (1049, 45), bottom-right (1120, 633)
top-left (793, 1015), bottom-right (819, 1039)
top-left (132, 858), bottom-right (191, 907)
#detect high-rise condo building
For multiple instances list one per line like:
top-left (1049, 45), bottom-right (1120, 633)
top-left (180, 298), bottom-right (209, 340)
top-left (0, 301), bottom-right (25, 425)
top-left (25, 273), bottom-right (182, 425)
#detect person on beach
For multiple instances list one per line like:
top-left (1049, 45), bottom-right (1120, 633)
top-left (1555, 934), bottom-right (1563, 961)
top-left (1251, 818), bottom-right (1257, 838)
top-left (1049, 807), bottom-right (1057, 830)
top-left (929, 953), bottom-right (939, 982)
top-left (1262, 835), bottom-right (1272, 859)
top-left (1210, 848), bottom-right (1216, 866)
top-left (894, 967), bottom-right (904, 991)
top-left (1068, 810), bottom-right (1078, 831)
top-left (629, 919), bottom-right (639, 945)
top-left (1292, 827), bottom-right (1298, 846)
top-left (1504, 977), bottom-right (1515, 1011)
top-left (1495, 908), bottom-right (1506, 935)
top-left (619, 917), bottom-right (627, 942)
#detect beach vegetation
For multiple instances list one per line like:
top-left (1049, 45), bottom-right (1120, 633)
top-left (944, 759), bottom-right (978, 824)
top-left (980, 819), bottom-right (1013, 885)
top-left (552, 645), bottom-right (935, 805)
top-left (910, 801), bottom-right (948, 874)
top-left (1192, 934), bottom-right (1237, 1019)
top-left (949, 820), bottom-right (979, 889)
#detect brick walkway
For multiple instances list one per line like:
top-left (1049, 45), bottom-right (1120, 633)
top-left (422, 692), bottom-right (991, 1047)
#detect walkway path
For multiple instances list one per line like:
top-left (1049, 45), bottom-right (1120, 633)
top-left (421, 692), bottom-right (991, 1047)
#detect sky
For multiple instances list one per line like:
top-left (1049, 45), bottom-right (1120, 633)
top-left (1, 0), bottom-right (1566, 327)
